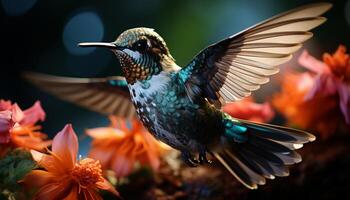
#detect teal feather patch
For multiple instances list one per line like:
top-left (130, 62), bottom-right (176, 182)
top-left (178, 60), bottom-right (196, 83)
top-left (108, 79), bottom-right (128, 87)
top-left (223, 114), bottom-right (248, 143)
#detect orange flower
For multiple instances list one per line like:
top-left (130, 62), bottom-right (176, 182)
top-left (223, 97), bottom-right (274, 123)
top-left (87, 116), bottom-right (169, 178)
top-left (0, 100), bottom-right (50, 156)
top-left (323, 45), bottom-right (350, 81)
top-left (273, 45), bottom-right (350, 138)
top-left (273, 72), bottom-right (344, 138)
top-left (298, 45), bottom-right (350, 123)
top-left (22, 124), bottom-right (119, 200)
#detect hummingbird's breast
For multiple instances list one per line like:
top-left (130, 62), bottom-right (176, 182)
top-left (128, 71), bottom-right (220, 151)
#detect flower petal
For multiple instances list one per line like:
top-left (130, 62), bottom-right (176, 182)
top-left (0, 100), bottom-right (12, 111)
top-left (30, 149), bottom-right (44, 162)
top-left (223, 98), bottom-right (274, 123)
top-left (52, 124), bottom-right (78, 169)
top-left (63, 185), bottom-right (78, 200)
top-left (143, 147), bottom-right (160, 171)
top-left (86, 127), bottom-right (125, 139)
top-left (88, 146), bottom-right (116, 168)
top-left (82, 189), bottom-right (103, 200)
top-left (96, 178), bottom-right (120, 197)
top-left (31, 150), bottom-right (66, 174)
top-left (11, 104), bottom-right (24, 123)
top-left (299, 50), bottom-right (331, 74)
top-left (336, 81), bottom-right (350, 124)
top-left (21, 101), bottom-right (46, 125)
top-left (34, 180), bottom-right (72, 200)
top-left (305, 74), bottom-right (338, 100)
top-left (0, 111), bottom-right (12, 143)
top-left (21, 170), bottom-right (55, 188)
top-left (12, 133), bottom-right (52, 151)
top-left (111, 155), bottom-right (134, 177)
top-left (272, 71), bottom-right (342, 139)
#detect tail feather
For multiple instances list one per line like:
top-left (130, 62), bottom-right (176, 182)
top-left (277, 142), bottom-right (304, 150)
top-left (231, 145), bottom-right (275, 179)
top-left (236, 142), bottom-right (290, 177)
top-left (243, 144), bottom-right (285, 165)
top-left (242, 120), bottom-right (316, 143)
top-left (247, 136), bottom-right (302, 165)
top-left (237, 145), bottom-right (288, 178)
top-left (216, 118), bottom-right (315, 189)
top-left (214, 152), bottom-right (265, 189)
top-left (249, 135), bottom-right (293, 153)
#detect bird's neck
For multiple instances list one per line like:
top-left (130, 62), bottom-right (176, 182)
top-left (129, 71), bottom-right (173, 100)
top-left (160, 55), bottom-right (181, 72)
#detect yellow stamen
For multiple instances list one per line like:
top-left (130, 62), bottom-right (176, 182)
top-left (71, 158), bottom-right (104, 192)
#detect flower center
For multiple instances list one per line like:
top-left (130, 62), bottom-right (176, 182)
top-left (71, 158), bottom-right (104, 188)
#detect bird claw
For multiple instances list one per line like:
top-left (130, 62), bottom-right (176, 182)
top-left (198, 147), bottom-right (212, 164)
top-left (181, 147), bottom-right (212, 167)
top-left (181, 151), bottom-right (199, 167)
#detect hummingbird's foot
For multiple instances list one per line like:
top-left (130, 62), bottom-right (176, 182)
top-left (198, 147), bottom-right (212, 165)
top-left (181, 151), bottom-right (199, 167)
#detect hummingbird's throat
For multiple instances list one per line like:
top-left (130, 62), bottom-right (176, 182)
top-left (115, 51), bottom-right (161, 84)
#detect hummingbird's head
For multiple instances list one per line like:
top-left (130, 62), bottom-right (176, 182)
top-left (79, 27), bottom-right (178, 84)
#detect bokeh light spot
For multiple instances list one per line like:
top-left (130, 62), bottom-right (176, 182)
top-left (2, 0), bottom-right (37, 16)
top-left (63, 12), bottom-right (104, 55)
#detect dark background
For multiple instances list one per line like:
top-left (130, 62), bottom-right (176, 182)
top-left (1, 0), bottom-right (349, 155)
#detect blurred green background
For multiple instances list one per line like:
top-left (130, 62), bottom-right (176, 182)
top-left (1, 0), bottom-right (349, 155)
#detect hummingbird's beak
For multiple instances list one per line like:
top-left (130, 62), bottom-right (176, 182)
top-left (78, 42), bottom-right (123, 50)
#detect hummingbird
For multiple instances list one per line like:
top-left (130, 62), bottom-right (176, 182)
top-left (24, 3), bottom-right (332, 189)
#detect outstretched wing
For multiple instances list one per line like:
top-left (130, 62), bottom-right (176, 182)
top-left (23, 72), bottom-right (137, 119)
top-left (179, 3), bottom-right (332, 108)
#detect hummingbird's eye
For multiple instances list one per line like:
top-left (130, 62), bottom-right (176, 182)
top-left (133, 39), bottom-right (149, 52)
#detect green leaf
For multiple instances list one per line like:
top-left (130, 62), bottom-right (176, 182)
top-left (0, 148), bottom-right (36, 193)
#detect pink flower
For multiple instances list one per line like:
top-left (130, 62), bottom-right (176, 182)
top-left (0, 100), bottom-right (50, 156)
top-left (0, 111), bottom-right (13, 143)
top-left (223, 97), bottom-right (275, 123)
top-left (20, 101), bottom-right (46, 125)
top-left (0, 100), bottom-right (12, 110)
top-left (299, 45), bottom-right (350, 124)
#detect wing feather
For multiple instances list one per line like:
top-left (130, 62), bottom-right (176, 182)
top-left (242, 32), bottom-right (313, 44)
top-left (23, 72), bottom-right (136, 119)
top-left (246, 17), bottom-right (326, 36)
top-left (228, 43), bottom-right (302, 54)
top-left (257, 3), bottom-right (332, 26)
top-left (179, 3), bottom-right (332, 107)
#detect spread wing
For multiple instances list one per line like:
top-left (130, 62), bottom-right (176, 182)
top-left (179, 3), bottom-right (332, 108)
top-left (23, 72), bottom-right (137, 119)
